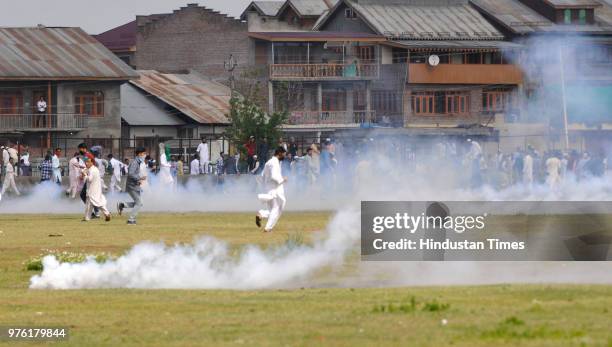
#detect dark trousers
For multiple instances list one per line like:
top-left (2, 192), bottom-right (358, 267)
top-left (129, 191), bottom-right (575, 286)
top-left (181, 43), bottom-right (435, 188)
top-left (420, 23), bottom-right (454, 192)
top-left (247, 156), bottom-right (255, 171)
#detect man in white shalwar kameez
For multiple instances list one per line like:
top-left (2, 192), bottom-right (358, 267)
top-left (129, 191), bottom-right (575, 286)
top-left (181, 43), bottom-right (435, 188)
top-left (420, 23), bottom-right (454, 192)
top-left (196, 139), bottom-right (210, 174)
top-left (1, 158), bottom-right (20, 196)
top-left (523, 150), bottom-right (534, 186)
top-left (107, 153), bottom-right (126, 193)
top-left (190, 156), bottom-right (200, 175)
top-left (82, 158), bottom-right (111, 222)
top-left (546, 153), bottom-right (562, 190)
top-left (51, 148), bottom-right (62, 185)
top-left (255, 147), bottom-right (287, 233)
top-left (66, 152), bottom-right (84, 198)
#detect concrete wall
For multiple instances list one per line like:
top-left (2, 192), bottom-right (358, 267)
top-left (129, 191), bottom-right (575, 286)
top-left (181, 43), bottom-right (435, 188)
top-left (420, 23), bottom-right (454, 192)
top-left (56, 81), bottom-right (123, 139)
top-left (135, 4), bottom-right (250, 79)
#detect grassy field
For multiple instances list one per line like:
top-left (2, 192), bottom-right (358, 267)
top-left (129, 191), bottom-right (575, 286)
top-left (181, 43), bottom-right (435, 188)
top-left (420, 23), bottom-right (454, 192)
top-left (1, 213), bottom-right (612, 346)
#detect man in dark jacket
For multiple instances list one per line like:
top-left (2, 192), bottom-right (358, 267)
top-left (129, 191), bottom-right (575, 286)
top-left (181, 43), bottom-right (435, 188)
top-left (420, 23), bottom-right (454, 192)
top-left (117, 147), bottom-right (147, 225)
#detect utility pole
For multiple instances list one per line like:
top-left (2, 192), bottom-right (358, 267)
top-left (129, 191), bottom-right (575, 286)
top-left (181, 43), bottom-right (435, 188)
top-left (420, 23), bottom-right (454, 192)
top-left (559, 45), bottom-right (570, 151)
top-left (224, 54), bottom-right (238, 97)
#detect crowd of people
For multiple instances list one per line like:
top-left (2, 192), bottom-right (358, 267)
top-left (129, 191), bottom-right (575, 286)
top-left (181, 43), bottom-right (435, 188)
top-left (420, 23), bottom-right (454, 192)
top-left (457, 140), bottom-right (608, 190)
top-left (1, 137), bottom-right (610, 214)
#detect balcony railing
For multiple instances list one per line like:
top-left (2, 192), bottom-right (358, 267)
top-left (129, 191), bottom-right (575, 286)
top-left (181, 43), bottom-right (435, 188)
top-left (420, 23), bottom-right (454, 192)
top-left (270, 63), bottom-right (380, 80)
top-left (0, 114), bottom-right (88, 132)
top-left (288, 111), bottom-right (377, 126)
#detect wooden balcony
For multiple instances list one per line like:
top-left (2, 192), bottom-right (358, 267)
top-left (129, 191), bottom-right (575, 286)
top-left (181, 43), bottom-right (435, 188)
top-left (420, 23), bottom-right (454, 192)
top-left (287, 111), bottom-right (377, 126)
top-left (0, 114), bottom-right (88, 132)
top-left (408, 64), bottom-right (524, 85)
top-left (270, 63), bottom-right (379, 81)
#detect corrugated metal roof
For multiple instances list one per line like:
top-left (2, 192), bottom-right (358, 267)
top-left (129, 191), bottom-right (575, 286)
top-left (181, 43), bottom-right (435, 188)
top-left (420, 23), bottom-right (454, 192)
top-left (121, 84), bottom-right (186, 126)
top-left (0, 27), bottom-right (138, 80)
top-left (241, 1), bottom-right (285, 19)
top-left (130, 70), bottom-right (231, 125)
top-left (289, 0), bottom-right (338, 16)
top-left (392, 40), bottom-right (523, 49)
top-left (471, 0), bottom-right (612, 34)
top-left (349, 1), bottom-right (505, 40)
top-left (256, 1), bottom-right (286, 15)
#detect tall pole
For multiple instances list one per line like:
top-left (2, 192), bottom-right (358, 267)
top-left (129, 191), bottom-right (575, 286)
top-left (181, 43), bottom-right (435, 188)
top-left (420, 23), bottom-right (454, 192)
top-left (47, 81), bottom-right (51, 149)
top-left (559, 45), bottom-right (570, 151)
top-left (224, 54), bottom-right (238, 97)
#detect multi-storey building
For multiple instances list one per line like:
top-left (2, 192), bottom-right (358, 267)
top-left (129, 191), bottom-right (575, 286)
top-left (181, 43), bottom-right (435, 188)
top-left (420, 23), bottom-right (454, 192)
top-left (0, 26), bottom-right (137, 151)
top-left (245, 0), bottom-right (524, 145)
top-left (471, 0), bottom-right (612, 153)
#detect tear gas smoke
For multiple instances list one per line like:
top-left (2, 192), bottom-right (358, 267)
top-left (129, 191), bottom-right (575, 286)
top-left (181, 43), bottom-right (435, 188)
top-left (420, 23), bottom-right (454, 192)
top-left (30, 208), bottom-right (359, 289)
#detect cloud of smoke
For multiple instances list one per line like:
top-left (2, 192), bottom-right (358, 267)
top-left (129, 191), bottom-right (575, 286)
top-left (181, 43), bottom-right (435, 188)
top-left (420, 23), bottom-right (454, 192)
top-left (29, 208), bottom-right (359, 289)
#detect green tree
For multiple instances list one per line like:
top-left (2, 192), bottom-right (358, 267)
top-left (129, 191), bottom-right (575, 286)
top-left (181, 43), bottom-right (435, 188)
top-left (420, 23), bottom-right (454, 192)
top-left (224, 96), bottom-right (288, 156)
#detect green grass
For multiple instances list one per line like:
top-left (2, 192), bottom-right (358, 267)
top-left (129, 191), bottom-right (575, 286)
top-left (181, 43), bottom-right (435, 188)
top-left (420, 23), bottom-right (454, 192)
top-left (1, 213), bottom-right (612, 346)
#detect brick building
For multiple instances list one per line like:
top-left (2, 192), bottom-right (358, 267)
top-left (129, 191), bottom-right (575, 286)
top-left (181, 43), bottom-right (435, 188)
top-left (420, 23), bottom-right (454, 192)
top-left (134, 3), bottom-right (251, 80)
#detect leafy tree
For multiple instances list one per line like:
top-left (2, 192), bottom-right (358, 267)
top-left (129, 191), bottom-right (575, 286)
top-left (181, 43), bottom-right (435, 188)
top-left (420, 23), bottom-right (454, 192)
top-left (224, 96), bottom-right (288, 156)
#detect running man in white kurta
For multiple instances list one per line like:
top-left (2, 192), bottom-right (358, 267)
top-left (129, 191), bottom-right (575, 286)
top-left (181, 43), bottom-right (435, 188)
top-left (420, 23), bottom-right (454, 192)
top-left (82, 158), bottom-right (111, 222)
top-left (1, 158), bottom-right (20, 196)
top-left (255, 147), bottom-right (287, 233)
top-left (66, 152), bottom-right (84, 198)
top-left (107, 153), bottom-right (126, 193)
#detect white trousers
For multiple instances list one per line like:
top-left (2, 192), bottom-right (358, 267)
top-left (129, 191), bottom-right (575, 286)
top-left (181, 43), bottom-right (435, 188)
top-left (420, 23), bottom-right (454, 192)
top-left (52, 169), bottom-right (62, 184)
top-left (258, 193), bottom-right (286, 231)
top-left (1, 174), bottom-right (19, 195)
top-left (110, 175), bottom-right (122, 193)
top-left (84, 199), bottom-right (110, 220)
top-left (66, 177), bottom-right (79, 198)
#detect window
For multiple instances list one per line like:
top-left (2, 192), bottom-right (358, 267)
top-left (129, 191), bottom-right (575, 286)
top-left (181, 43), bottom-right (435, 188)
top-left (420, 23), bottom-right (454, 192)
top-left (450, 53), bottom-right (464, 64)
top-left (0, 92), bottom-right (23, 115)
top-left (372, 91), bottom-right (401, 114)
top-left (564, 9), bottom-right (572, 24)
top-left (482, 89), bottom-right (515, 112)
top-left (392, 48), bottom-right (408, 63)
top-left (465, 53), bottom-right (481, 64)
top-left (322, 89), bottom-right (347, 111)
top-left (357, 46), bottom-right (375, 63)
top-left (445, 91), bottom-right (470, 115)
top-left (75, 91), bottom-right (104, 116)
top-left (579, 9), bottom-right (587, 25)
top-left (177, 128), bottom-right (195, 139)
top-left (345, 8), bottom-right (357, 19)
top-left (412, 91), bottom-right (470, 116)
top-left (412, 92), bottom-right (434, 115)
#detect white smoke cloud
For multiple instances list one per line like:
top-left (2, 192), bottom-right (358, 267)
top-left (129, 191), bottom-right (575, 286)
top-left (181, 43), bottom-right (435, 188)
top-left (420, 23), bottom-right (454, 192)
top-left (30, 208), bottom-right (359, 289)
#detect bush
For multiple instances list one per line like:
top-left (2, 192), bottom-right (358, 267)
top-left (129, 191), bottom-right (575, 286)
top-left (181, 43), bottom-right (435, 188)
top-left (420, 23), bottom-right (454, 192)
top-left (25, 250), bottom-right (114, 271)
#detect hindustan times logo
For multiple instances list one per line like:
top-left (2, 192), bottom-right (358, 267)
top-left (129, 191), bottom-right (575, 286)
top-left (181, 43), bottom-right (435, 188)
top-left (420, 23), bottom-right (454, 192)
top-left (372, 213), bottom-right (487, 234)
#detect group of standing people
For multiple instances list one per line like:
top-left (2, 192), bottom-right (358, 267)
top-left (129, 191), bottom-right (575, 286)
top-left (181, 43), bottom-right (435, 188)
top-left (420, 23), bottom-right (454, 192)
top-left (460, 140), bottom-right (608, 190)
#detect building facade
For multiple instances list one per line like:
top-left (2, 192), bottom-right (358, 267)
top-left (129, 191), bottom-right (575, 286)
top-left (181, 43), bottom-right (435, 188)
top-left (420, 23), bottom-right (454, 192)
top-left (472, 0), bottom-right (612, 152)
top-left (247, 0), bottom-right (524, 144)
top-left (0, 26), bottom-right (137, 152)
